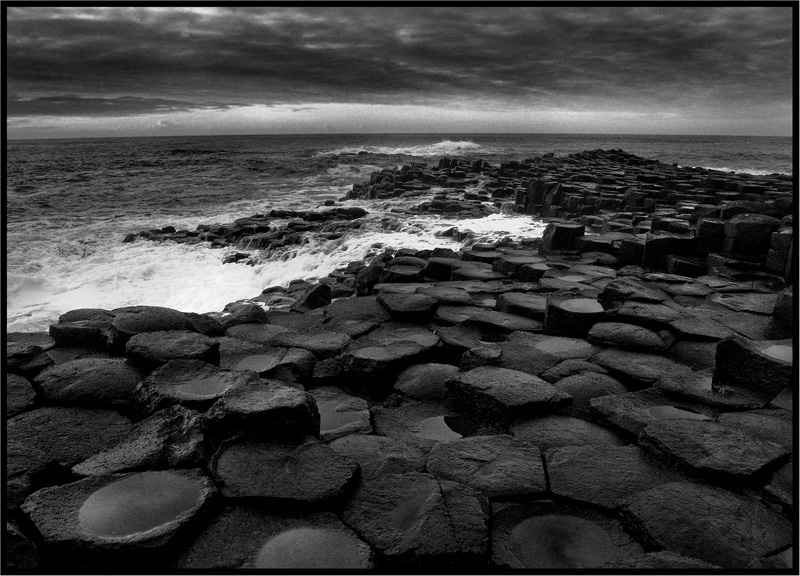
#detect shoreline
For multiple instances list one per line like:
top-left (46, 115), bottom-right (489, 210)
top-left (6, 147), bottom-right (795, 571)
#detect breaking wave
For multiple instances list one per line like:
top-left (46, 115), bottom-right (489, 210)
top-left (316, 140), bottom-right (496, 158)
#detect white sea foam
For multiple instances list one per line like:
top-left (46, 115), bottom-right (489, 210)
top-left (6, 204), bottom-right (547, 333)
top-left (683, 165), bottom-right (792, 177)
top-left (316, 140), bottom-right (495, 158)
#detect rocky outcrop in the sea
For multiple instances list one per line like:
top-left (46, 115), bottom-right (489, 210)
top-left (8, 149), bottom-right (795, 571)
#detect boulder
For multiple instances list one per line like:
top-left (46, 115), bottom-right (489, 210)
top-left (620, 481), bottom-right (792, 569)
top-left (465, 309), bottom-right (542, 333)
top-left (211, 438), bottom-right (358, 504)
top-left (34, 358), bottom-right (144, 409)
top-left (72, 405), bottom-right (204, 476)
top-left (415, 285), bottom-right (473, 305)
top-left (341, 472), bottom-right (489, 568)
top-left (290, 283), bottom-right (331, 311)
top-left (126, 331), bottom-right (220, 372)
top-left (426, 435), bottom-right (546, 498)
top-left (551, 372), bottom-right (628, 415)
top-left (590, 348), bottom-right (690, 389)
top-left (540, 359), bottom-right (608, 383)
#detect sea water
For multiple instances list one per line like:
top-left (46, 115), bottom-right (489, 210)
top-left (6, 133), bottom-right (792, 332)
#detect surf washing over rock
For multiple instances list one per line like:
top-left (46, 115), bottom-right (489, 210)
top-left (5, 134), bottom-right (792, 333)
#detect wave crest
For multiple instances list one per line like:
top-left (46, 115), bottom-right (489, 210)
top-left (316, 140), bottom-right (494, 158)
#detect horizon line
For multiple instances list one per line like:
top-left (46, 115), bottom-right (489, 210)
top-left (7, 131), bottom-right (794, 142)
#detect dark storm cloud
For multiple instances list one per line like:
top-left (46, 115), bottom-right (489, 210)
top-left (5, 6), bottom-right (793, 116)
top-left (6, 94), bottom-right (240, 116)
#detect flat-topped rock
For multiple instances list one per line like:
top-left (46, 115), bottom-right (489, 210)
top-left (372, 399), bottom-right (476, 451)
top-left (540, 359), bottom-right (608, 382)
top-left (508, 332), bottom-right (601, 360)
top-left (234, 346), bottom-right (316, 383)
top-left (709, 291), bottom-right (779, 315)
top-left (598, 277), bottom-right (670, 304)
top-left (34, 358), bottom-right (143, 409)
top-left (126, 330), bottom-right (220, 372)
top-left (667, 340), bottom-right (718, 370)
top-left (328, 434), bottom-right (426, 479)
top-left (268, 331), bottom-right (350, 359)
top-left (669, 313), bottom-right (737, 340)
top-left (174, 507), bottom-right (373, 569)
top-left (446, 366), bottom-right (571, 423)
top-left (551, 372), bottom-right (628, 415)
top-left (309, 386), bottom-right (371, 441)
top-left (108, 306), bottom-right (192, 355)
top-left (426, 435), bottom-right (546, 498)
top-left (22, 469), bottom-right (214, 569)
top-left (433, 304), bottom-right (483, 324)
top-left (717, 408), bottom-right (793, 450)
top-left (465, 309), bottom-right (542, 333)
top-left (638, 419), bottom-right (788, 482)
top-left (590, 389), bottom-right (715, 437)
top-left (377, 293), bottom-right (438, 319)
top-left (713, 336), bottom-right (793, 404)
top-left (510, 415), bottom-right (625, 451)
top-left (134, 359), bottom-right (259, 416)
top-left (6, 373), bottom-right (36, 417)
top-left (543, 298), bottom-right (605, 337)
top-left (491, 500), bottom-right (643, 569)
top-left (212, 438), bottom-right (357, 504)
top-left (341, 472), bottom-right (488, 568)
top-left (494, 292), bottom-right (548, 319)
top-left (415, 285), bottom-right (474, 305)
top-left (205, 380), bottom-right (319, 440)
top-left (616, 300), bottom-right (685, 329)
top-left (72, 405), bottom-right (204, 476)
top-left (621, 481), bottom-right (793, 569)
top-left (590, 348), bottom-right (691, 389)
top-left (655, 368), bottom-right (768, 410)
top-left (487, 341), bottom-right (561, 376)
top-left (8, 407), bottom-right (131, 472)
top-left (587, 322), bottom-right (670, 352)
top-left (603, 551), bottom-right (720, 570)
top-left (546, 445), bottom-right (683, 510)
top-left (323, 295), bottom-right (391, 324)
top-left (394, 363), bottom-right (459, 399)
top-left (224, 323), bottom-right (291, 345)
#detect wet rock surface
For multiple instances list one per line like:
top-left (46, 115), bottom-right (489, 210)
top-left (9, 149), bottom-right (796, 571)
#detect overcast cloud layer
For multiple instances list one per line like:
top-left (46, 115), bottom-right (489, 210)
top-left (5, 6), bottom-right (794, 137)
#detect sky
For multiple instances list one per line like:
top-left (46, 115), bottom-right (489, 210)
top-left (5, 6), bottom-right (795, 139)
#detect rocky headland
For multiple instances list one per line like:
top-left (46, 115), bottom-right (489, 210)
top-left (5, 149), bottom-right (795, 571)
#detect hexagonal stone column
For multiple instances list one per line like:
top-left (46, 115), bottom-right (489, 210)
top-left (620, 481), bottom-right (792, 569)
top-left (21, 469), bottom-right (214, 569)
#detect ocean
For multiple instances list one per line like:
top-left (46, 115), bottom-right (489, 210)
top-left (6, 133), bottom-right (793, 333)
